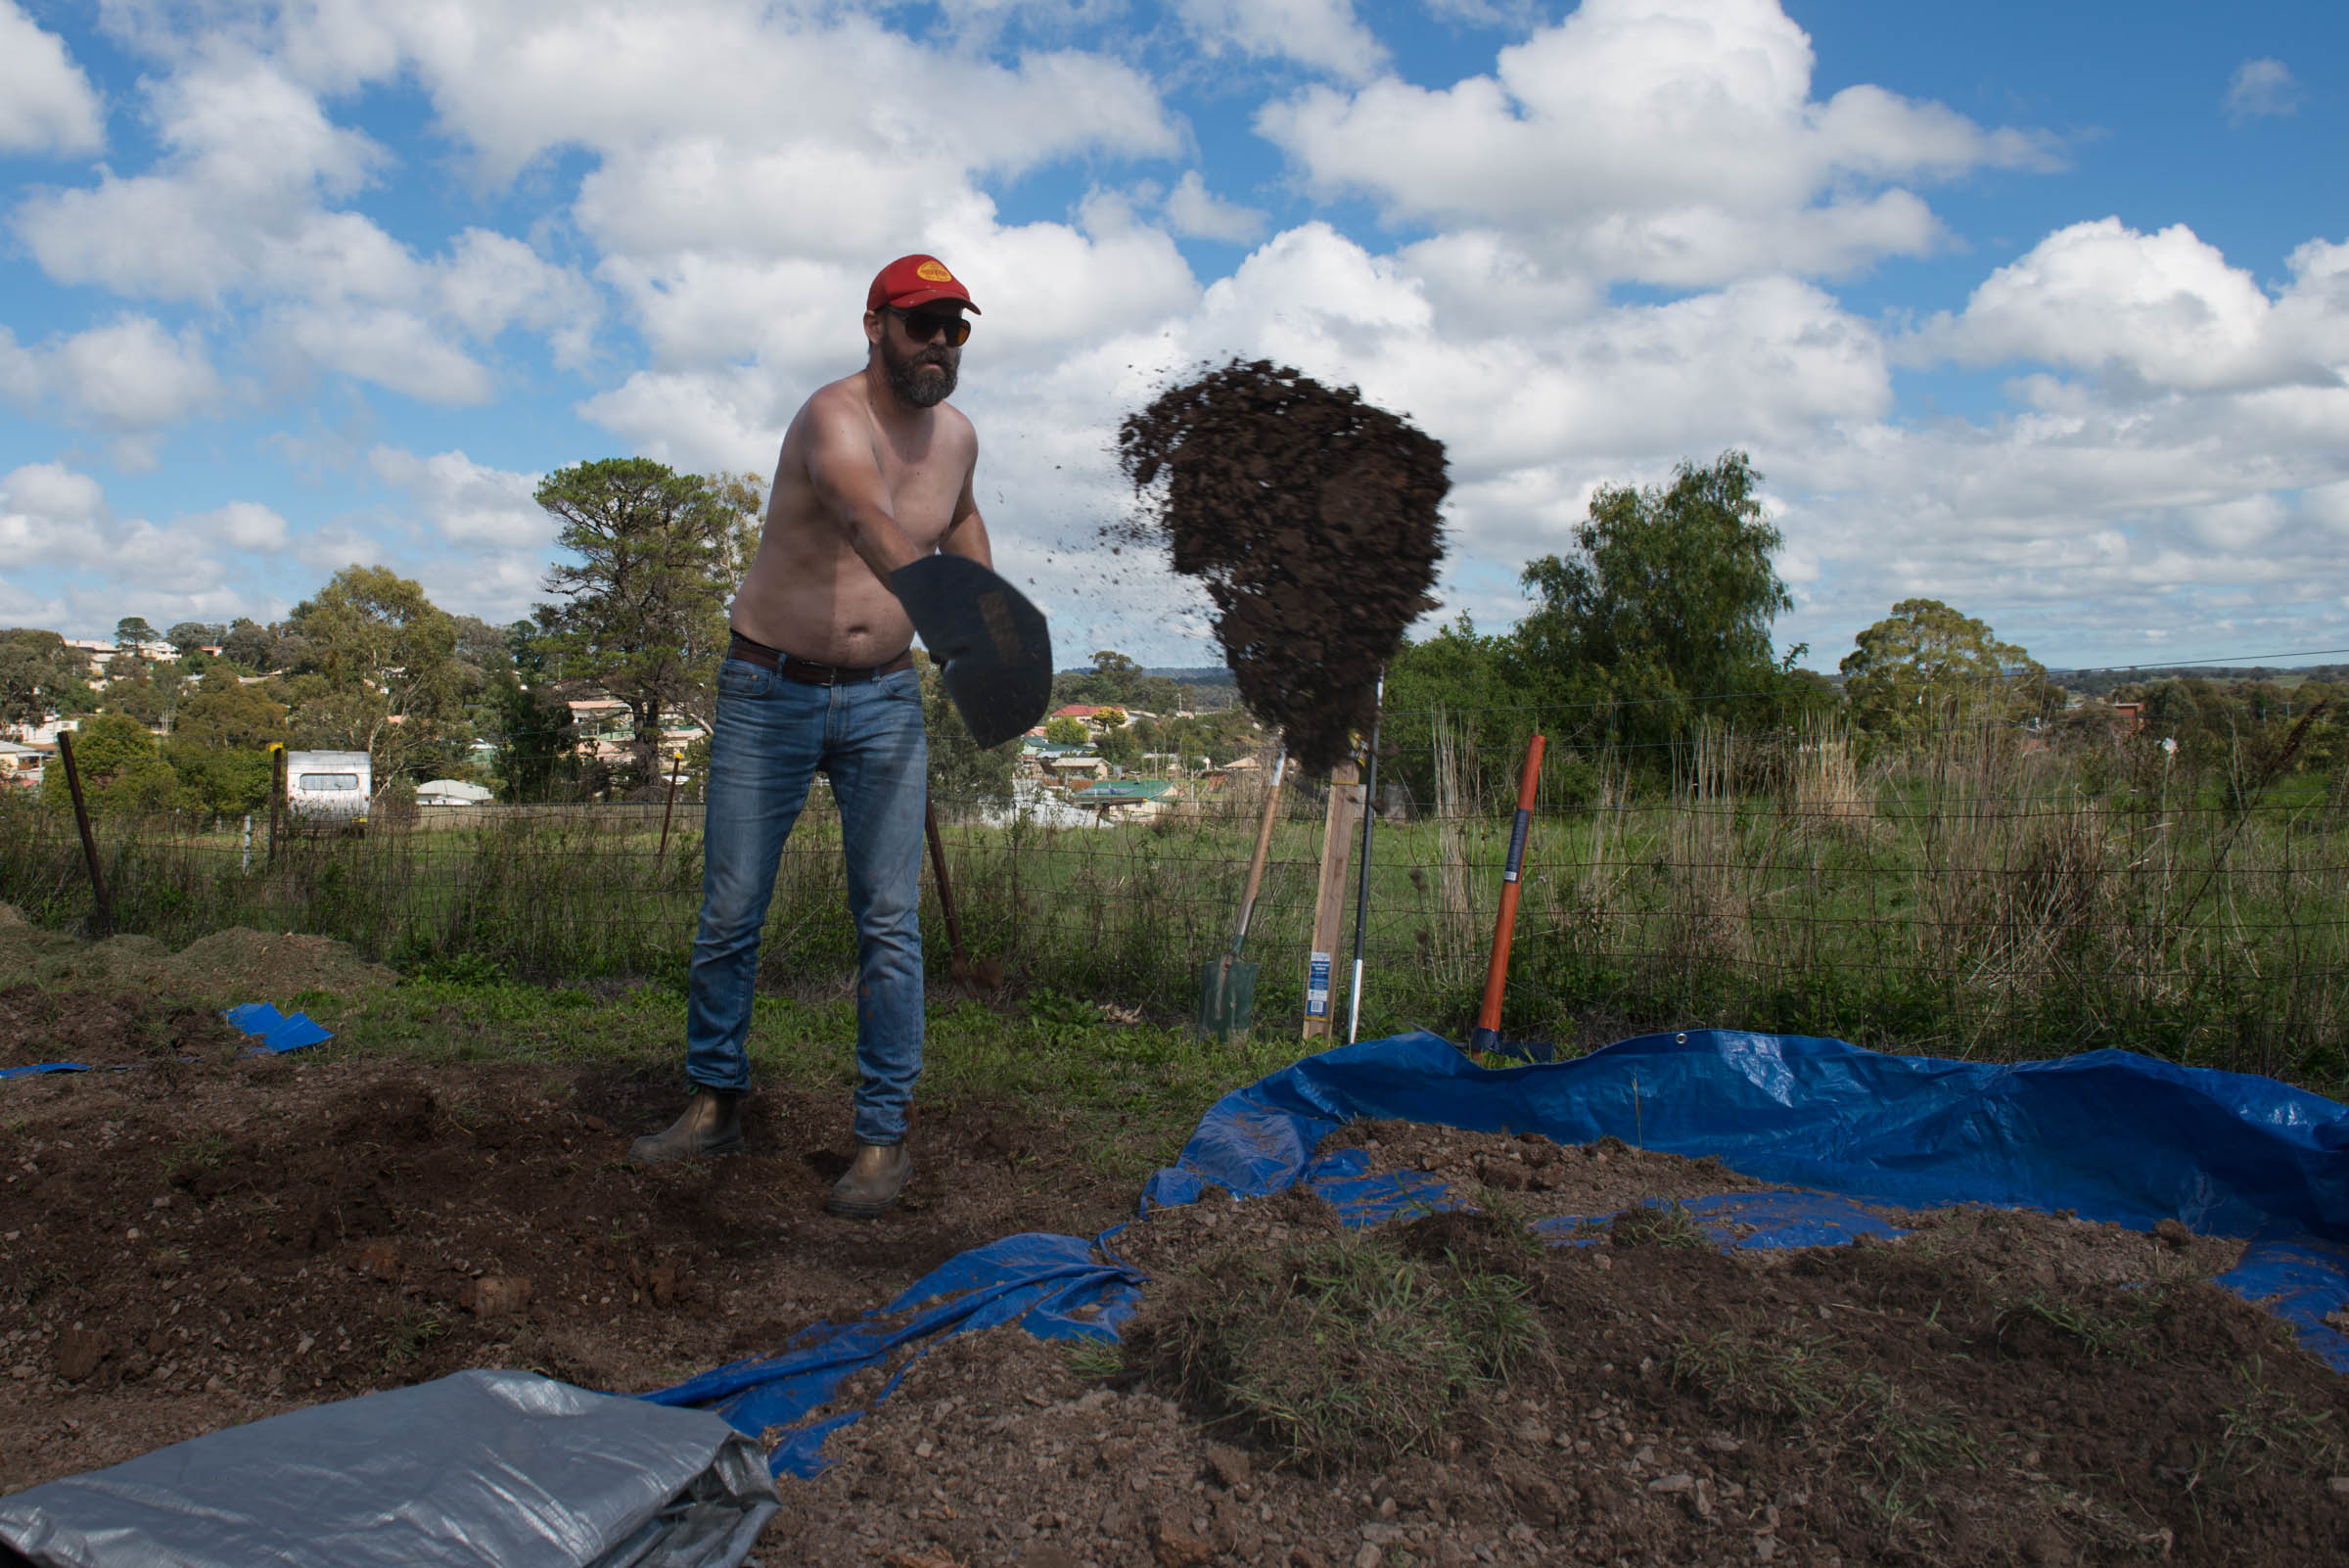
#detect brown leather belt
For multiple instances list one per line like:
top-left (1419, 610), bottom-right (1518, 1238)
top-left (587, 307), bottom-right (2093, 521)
top-left (729, 631), bottom-right (913, 686)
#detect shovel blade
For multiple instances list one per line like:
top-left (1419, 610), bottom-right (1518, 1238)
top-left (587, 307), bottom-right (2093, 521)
top-left (1195, 955), bottom-right (1260, 1040)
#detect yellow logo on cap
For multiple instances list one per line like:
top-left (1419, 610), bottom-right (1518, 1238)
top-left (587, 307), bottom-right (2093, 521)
top-left (915, 260), bottom-right (954, 282)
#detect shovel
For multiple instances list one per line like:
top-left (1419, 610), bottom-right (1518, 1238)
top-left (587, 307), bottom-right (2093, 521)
top-left (1196, 747), bottom-right (1287, 1039)
top-left (925, 797), bottom-right (1002, 993)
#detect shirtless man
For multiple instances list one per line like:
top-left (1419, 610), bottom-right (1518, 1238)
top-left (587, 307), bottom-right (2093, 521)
top-left (628, 254), bottom-right (1005, 1218)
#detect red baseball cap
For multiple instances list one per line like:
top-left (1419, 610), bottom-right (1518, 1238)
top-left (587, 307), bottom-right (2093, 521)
top-left (867, 254), bottom-right (980, 315)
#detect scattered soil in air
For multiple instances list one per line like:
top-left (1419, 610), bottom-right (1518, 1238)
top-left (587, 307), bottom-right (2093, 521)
top-left (1118, 360), bottom-right (1448, 773)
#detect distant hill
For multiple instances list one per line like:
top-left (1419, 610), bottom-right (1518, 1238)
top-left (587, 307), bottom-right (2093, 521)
top-left (2059, 664), bottom-right (2349, 697)
top-left (1053, 666), bottom-right (1234, 682)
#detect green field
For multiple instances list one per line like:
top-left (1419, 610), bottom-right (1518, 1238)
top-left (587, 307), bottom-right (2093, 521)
top-left (2, 723), bottom-right (2343, 1091)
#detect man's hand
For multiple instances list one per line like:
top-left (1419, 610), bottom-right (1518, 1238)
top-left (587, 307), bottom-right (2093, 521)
top-left (892, 555), bottom-right (1052, 748)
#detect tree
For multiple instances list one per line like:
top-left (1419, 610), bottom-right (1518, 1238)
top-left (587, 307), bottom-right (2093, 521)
top-left (1096, 724), bottom-right (1142, 769)
top-left (1042, 715), bottom-right (1088, 746)
top-left (115, 616), bottom-right (161, 651)
top-left (99, 662), bottom-right (170, 728)
top-left (174, 677), bottom-right (288, 751)
top-left (0, 629), bottom-right (90, 730)
top-left (65, 712), bottom-right (156, 782)
top-left (1512, 451), bottom-right (1804, 747)
top-left (163, 747), bottom-right (274, 814)
top-left (220, 619), bottom-right (275, 670)
top-left (166, 622), bottom-right (223, 658)
top-left (288, 566), bottom-right (465, 784)
top-left (1839, 599), bottom-right (2055, 745)
top-left (534, 460), bottom-right (761, 784)
top-left (487, 620), bottom-right (578, 803)
top-left (920, 652), bottom-right (1016, 810)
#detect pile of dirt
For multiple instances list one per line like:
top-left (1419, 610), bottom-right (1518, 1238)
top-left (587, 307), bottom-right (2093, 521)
top-left (769, 1125), bottom-right (2346, 1568)
top-left (0, 985), bottom-right (246, 1073)
top-left (1118, 361), bottom-right (1447, 773)
top-left (165, 927), bottom-right (396, 998)
top-left (0, 1054), bottom-right (1134, 1497)
top-left (11, 1020), bottom-right (2347, 1568)
top-left (0, 907), bottom-right (392, 1002)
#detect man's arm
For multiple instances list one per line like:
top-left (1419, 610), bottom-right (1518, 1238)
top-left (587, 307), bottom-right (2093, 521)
top-left (801, 393), bottom-right (925, 580)
top-left (939, 456), bottom-right (993, 570)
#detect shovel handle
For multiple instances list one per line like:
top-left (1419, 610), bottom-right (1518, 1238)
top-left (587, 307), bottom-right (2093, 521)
top-left (1474, 734), bottom-right (1545, 1039)
top-left (1231, 750), bottom-right (1287, 949)
top-left (923, 797), bottom-right (967, 966)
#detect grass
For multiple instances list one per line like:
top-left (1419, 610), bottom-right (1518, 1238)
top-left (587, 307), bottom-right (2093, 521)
top-left (275, 971), bottom-right (1301, 1185)
top-left (1992, 1291), bottom-right (2159, 1365)
top-left (1129, 1227), bottom-right (1547, 1471)
top-left (376, 1308), bottom-right (451, 1374)
top-left (1671, 1327), bottom-right (1977, 1499)
top-left (158, 1132), bottom-right (229, 1181)
top-left (2217, 1356), bottom-right (2344, 1478)
top-left (1608, 1197), bottom-right (1713, 1250)
top-left (3, 715), bottom-right (2346, 1087)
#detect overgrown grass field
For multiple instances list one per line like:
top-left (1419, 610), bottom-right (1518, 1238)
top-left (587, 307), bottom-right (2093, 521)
top-left (3, 718), bottom-right (2343, 1090)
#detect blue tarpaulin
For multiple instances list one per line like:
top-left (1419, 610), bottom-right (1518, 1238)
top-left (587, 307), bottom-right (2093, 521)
top-left (654, 1028), bottom-right (2349, 1475)
top-left (220, 1001), bottom-right (336, 1054)
top-left (0, 1001), bottom-right (332, 1079)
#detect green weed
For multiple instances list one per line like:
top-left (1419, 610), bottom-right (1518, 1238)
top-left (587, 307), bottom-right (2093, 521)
top-left (1061, 1337), bottom-right (1125, 1381)
top-left (1992, 1291), bottom-right (2155, 1364)
top-left (158, 1132), bottom-right (228, 1181)
top-left (2218, 1356), bottom-right (2343, 1478)
top-left (1610, 1197), bottom-right (1712, 1250)
top-left (376, 1309), bottom-right (450, 1374)
top-left (1136, 1229), bottom-right (1546, 1472)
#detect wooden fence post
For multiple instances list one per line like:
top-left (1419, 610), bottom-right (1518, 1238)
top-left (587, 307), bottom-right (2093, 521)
top-left (55, 731), bottom-right (111, 937)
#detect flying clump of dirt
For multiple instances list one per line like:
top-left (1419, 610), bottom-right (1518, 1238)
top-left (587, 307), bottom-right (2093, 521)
top-left (1117, 360), bottom-right (1448, 773)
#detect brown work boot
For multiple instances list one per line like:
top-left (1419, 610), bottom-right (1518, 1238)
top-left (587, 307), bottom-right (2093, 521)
top-left (826, 1141), bottom-right (911, 1219)
top-left (626, 1086), bottom-right (746, 1165)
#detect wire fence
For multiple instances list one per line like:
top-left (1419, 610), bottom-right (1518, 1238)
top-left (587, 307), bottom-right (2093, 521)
top-left (1, 709), bottom-right (2344, 1087)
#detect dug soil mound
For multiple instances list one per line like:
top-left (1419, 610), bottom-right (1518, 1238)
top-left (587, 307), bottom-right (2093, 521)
top-left (772, 1123), bottom-right (2344, 1568)
top-left (1119, 361), bottom-right (1447, 773)
top-left (0, 907), bottom-right (393, 1002)
top-left (0, 1048), bottom-right (1133, 1498)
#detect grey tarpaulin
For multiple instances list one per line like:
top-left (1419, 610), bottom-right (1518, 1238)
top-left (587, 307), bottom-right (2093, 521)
top-left (0, 1370), bottom-right (778, 1568)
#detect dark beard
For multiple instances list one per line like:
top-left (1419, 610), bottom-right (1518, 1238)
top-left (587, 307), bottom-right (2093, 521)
top-left (881, 335), bottom-right (958, 408)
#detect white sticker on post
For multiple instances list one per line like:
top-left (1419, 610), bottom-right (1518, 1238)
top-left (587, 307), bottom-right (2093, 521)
top-left (1306, 951), bottom-right (1332, 1017)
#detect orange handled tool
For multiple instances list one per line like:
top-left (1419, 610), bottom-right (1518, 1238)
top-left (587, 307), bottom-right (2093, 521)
top-left (1467, 734), bottom-right (1544, 1055)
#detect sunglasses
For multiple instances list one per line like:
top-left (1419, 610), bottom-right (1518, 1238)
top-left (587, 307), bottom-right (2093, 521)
top-left (885, 306), bottom-right (972, 346)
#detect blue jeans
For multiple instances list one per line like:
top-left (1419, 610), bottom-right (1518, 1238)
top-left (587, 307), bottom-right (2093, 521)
top-left (685, 656), bottom-right (927, 1144)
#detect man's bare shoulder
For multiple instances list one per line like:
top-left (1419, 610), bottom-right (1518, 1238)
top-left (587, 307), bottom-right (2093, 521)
top-left (797, 372), bottom-right (876, 432)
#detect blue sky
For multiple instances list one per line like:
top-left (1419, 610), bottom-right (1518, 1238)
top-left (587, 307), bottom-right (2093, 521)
top-left (2, 0), bottom-right (2343, 673)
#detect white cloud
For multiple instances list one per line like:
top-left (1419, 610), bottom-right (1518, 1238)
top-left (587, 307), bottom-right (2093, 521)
top-left (273, 304), bottom-right (495, 406)
top-left (1258, 0), bottom-right (2055, 287)
top-left (49, 315), bottom-right (224, 430)
top-left (2224, 58), bottom-right (2301, 124)
top-left (1162, 172), bottom-right (1268, 244)
top-left (1175, 0), bottom-right (1387, 81)
top-left (185, 500), bottom-right (291, 553)
top-left (379, 3), bottom-right (1177, 190)
top-left (12, 51), bottom-right (596, 406)
top-left (369, 446), bottom-right (550, 551)
top-left (1904, 218), bottom-right (2342, 392)
top-left (0, 2), bottom-right (105, 156)
top-left (0, 317), bottom-right (224, 451)
top-left (0, 462), bottom-right (112, 568)
top-left (0, 462), bottom-right (253, 621)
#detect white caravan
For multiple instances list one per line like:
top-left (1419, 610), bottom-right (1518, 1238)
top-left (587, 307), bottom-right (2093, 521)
top-left (285, 749), bottom-right (371, 824)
